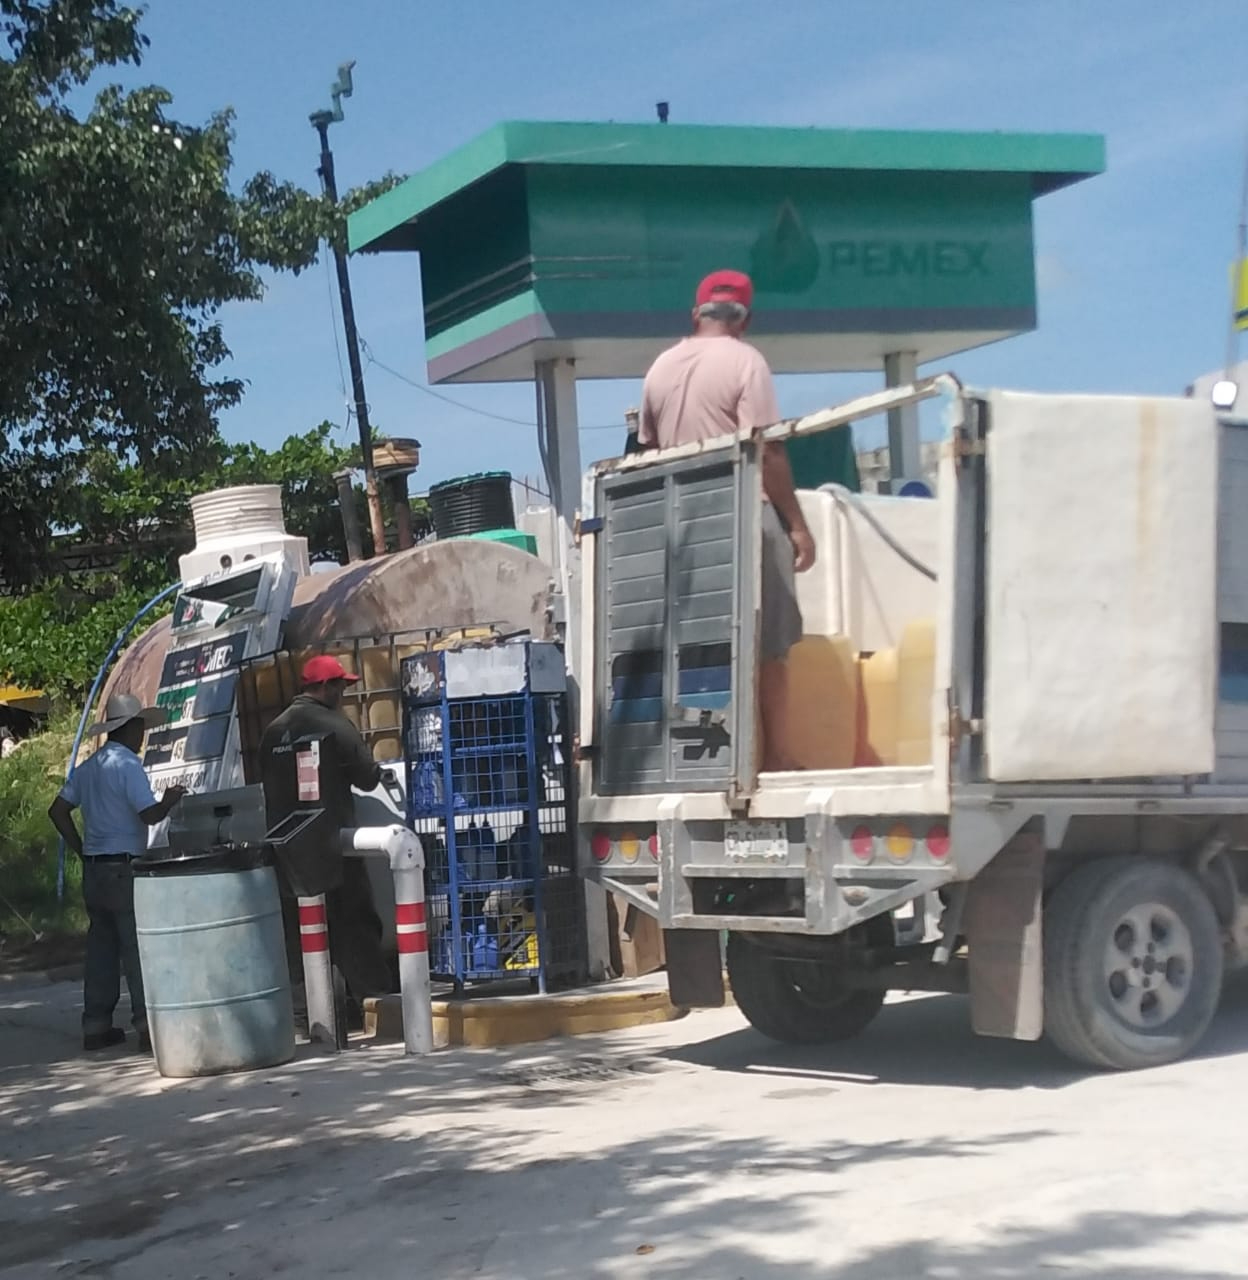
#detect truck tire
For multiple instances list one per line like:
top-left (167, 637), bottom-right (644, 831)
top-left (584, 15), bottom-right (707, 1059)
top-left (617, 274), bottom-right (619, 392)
top-left (1043, 857), bottom-right (1223, 1070)
top-left (726, 933), bottom-right (884, 1045)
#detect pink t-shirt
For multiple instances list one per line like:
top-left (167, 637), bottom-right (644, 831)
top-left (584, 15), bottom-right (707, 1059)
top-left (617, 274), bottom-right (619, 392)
top-left (639, 335), bottom-right (781, 449)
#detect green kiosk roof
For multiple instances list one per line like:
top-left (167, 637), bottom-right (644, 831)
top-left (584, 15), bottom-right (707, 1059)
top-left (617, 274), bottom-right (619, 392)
top-left (349, 121), bottom-right (1104, 384)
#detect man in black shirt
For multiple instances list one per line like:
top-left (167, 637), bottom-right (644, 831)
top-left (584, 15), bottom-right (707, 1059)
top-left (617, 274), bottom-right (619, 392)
top-left (261, 656), bottom-right (392, 1014)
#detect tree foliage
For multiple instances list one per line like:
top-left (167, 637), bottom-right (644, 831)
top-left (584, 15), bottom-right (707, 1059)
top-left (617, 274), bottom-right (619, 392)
top-left (0, 422), bottom-right (396, 697)
top-left (0, 574), bottom-right (168, 699)
top-left (0, 0), bottom-right (399, 585)
top-left (62, 421), bottom-right (366, 568)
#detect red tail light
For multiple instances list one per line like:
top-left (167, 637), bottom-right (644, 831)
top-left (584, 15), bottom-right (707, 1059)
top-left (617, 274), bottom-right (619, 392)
top-left (926, 825), bottom-right (951, 860)
top-left (849, 825), bottom-right (874, 860)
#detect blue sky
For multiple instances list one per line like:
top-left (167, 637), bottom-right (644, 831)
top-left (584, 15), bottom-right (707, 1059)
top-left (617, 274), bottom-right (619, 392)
top-left (107, 1), bottom-right (1244, 491)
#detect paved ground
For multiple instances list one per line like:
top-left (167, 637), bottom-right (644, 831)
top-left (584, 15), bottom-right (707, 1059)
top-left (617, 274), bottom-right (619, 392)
top-left (3, 972), bottom-right (1248, 1280)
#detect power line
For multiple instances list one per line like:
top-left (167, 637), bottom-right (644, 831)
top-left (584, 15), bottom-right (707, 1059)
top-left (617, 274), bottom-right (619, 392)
top-left (362, 341), bottom-right (543, 426)
top-left (360, 338), bottom-right (627, 432)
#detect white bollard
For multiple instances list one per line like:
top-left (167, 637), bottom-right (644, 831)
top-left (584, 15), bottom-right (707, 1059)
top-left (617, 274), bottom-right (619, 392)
top-left (341, 826), bottom-right (435, 1055)
top-left (392, 858), bottom-right (434, 1055)
top-left (297, 893), bottom-right (339, 1050)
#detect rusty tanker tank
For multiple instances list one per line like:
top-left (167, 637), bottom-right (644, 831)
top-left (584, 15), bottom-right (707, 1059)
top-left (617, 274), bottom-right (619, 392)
top-left (102, 485), bottom-right (556, 766)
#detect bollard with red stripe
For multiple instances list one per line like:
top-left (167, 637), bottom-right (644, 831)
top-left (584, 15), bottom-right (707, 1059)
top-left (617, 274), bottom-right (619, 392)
top-left (339, 824), bottom-right (435, 1055)
top-left (393, 860), bottom-right (434, 1055)
top-left (297, 893), bottom-right (339, 1049)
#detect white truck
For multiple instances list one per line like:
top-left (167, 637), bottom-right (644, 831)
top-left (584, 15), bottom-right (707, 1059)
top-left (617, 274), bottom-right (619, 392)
top-left (576, 376), bottom-right (1248, 1070)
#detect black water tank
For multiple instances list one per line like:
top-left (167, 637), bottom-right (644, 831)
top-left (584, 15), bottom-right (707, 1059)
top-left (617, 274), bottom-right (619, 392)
top-left (428, 472), bottom-right (515, 540)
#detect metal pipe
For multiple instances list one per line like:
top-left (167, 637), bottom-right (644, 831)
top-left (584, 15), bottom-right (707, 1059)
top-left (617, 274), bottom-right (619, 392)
top-left (932, 883), bottom-right (969, 965)
top-left (389, 475), bottom-right (414, 551)
top-left (334, 469), bottom-right (364, 563)
top-left (883, 351), bottom-right (922, 487)
top-left (597, 378), bottom-right (952, 478)
top-left (341, 825), bottom-right (434, 1055)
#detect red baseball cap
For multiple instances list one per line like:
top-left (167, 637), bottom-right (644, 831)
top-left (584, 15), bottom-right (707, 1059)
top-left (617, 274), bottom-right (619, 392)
top-left (301, 655), bottom-right (360, 686)
top-left (695, 269), bottom-right (754, 310)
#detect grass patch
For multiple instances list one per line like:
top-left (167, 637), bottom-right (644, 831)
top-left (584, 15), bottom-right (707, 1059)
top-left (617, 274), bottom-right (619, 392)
top-left (0, 712), bottom-right (88, 942)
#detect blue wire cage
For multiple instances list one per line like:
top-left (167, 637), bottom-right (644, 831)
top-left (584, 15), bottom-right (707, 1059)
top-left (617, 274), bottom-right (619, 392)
top-left (401, 640), bottom-right (583, 992)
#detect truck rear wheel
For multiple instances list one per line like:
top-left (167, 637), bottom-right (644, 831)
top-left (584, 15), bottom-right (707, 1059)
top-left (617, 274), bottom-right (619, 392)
top-left (1043, 857), bottom-right (1223, 1070)
top-left (726, 933), bottom-right (884, 1045)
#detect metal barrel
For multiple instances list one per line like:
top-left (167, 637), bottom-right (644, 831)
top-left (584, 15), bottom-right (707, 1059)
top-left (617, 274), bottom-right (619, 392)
top-left (133, 849), bottom-right (295, 1078)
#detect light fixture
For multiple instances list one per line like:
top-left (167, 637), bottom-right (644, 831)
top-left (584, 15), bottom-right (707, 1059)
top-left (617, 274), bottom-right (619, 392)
top-left (1211, 379), bottom-right (1239, 411)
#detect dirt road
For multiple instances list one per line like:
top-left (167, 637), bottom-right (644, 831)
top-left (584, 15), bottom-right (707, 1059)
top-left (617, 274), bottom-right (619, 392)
top-left (3, 974), bottom-right (1246, 1278)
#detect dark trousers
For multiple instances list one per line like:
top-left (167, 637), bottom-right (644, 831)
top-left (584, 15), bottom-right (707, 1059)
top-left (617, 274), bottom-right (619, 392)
top-left (81, 859), bottom-right (146, 1035)
top-left (279, 859), bottom-right (393, 1006)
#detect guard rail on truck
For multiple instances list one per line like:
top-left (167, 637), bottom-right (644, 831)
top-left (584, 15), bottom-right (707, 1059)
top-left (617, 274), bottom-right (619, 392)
top-left (577, 376), bottom-right (1248, 1070)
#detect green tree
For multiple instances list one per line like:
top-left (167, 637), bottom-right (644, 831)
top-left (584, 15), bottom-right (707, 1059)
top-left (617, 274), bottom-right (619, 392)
top-left (58, 422), bottom-right (365, 573)
top-left (0, 422), bottom-right (401, 697)
top-left (0, 0), bottom-right (397, 585)
top-left (214, 425), bottom-right (368, 565)
top-left (0, 575), bottom-right (169, 699)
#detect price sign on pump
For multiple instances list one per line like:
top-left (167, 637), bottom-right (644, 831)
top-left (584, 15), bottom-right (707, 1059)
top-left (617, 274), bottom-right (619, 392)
top-left (143, 556), bottom-right (296, 845)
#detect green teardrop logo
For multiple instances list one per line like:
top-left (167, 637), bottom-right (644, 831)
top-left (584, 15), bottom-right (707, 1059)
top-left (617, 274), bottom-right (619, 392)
top-left (750, 200), bottom-right (820, 295)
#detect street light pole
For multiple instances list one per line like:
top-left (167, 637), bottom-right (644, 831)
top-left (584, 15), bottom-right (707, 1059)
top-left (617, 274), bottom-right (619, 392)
top-left (311, 62), bottom-right (387, 557)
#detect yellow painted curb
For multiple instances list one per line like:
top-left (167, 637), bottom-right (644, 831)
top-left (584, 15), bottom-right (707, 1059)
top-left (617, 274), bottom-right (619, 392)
top-left (364, 986), bottom-right (687, 1049)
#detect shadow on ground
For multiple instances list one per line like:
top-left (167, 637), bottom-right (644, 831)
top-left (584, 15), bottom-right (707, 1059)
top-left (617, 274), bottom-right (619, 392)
top-left (664, 976), bottom-right (1248, 1093)
top-left (1, 978), bottom-right (1246, 1277)
top-left (824, 1210), bottom-right (1243, 1279)
top-left (1, 1034), bottom-right (1241, 1280)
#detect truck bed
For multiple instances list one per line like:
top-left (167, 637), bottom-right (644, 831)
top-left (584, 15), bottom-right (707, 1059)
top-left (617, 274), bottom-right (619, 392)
top-left (579, 764), bottom-right (943, 825)
top-left (751, 763), bottom-right (944, 818)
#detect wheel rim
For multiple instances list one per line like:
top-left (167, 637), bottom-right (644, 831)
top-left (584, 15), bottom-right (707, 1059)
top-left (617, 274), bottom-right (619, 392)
top-left (1102, 902), bottom-right (1194, 1029)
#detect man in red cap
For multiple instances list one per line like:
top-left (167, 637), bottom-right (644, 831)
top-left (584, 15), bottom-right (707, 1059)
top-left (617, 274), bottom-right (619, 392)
top-left (260, 655), bottom-right (392, 1023)
top-left (639, 270), bottom-right (815, 771)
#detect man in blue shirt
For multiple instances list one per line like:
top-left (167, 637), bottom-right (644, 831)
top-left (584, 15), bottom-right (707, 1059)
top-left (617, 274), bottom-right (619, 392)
top-left (48, 693), bottom-right (186, 1052)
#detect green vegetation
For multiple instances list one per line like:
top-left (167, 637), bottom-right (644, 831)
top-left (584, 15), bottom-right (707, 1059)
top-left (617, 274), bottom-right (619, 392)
top-left (0, 423), bottom-right (388, 700)
top-left (0, 0), bottom-right (399, 587)
top-left (0, 577), bottom-right (172, 702)
top-left (0, 6), bottom-right (419, 949)
top-left (0, 4), bottom-right (412, 708)
top-left (65, 421), bottom-right (370, 571)
top-left (0, 712), bottom-right (86, 941)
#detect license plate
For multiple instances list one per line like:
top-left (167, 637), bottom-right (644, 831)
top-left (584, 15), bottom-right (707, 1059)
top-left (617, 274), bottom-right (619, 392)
top-left (724, 820), bottom-right (789, 864)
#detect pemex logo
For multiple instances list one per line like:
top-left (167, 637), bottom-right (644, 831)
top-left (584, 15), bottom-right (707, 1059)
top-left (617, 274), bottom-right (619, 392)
top-left (750, 199), bottom-right (820, 295)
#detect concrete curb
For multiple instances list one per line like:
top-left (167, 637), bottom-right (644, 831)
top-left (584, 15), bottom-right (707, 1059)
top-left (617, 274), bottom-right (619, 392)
top-left (364, 983), bottom-right (690, 1049)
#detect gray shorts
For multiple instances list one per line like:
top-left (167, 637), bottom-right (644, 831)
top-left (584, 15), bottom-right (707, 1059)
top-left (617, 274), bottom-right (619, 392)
top-left (760, 502), bottom-right (803, 662)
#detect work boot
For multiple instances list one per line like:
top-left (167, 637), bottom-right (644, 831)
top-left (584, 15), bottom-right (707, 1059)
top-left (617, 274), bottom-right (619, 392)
top-left (83, 1027), bottom-right (126, 1051)
top-left (136, 1029), bottom-right (152, 1054)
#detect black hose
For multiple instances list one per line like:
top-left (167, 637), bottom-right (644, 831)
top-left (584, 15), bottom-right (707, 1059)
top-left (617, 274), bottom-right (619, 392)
top-left (818, 483), bottom-right (938, 582)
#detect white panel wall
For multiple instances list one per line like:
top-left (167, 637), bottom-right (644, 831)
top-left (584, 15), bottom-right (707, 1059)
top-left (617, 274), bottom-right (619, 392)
top-left (793, 489), bottom-right (940, 653)
top-left (984, 391), bottom-right (1217, 782)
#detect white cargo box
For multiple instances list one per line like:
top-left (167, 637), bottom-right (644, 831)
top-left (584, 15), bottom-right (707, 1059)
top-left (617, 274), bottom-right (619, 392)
top-left (983, 390), bottom-right (1218, 782)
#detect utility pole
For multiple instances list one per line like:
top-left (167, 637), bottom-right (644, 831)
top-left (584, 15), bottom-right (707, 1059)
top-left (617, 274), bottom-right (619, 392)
top-left (311, 61), bottom-right (387, 557)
